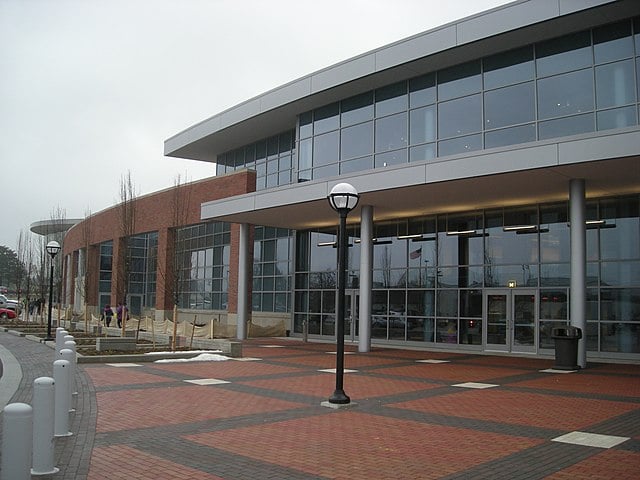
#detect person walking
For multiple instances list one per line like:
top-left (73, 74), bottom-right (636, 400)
top-left (102, 304), bottom-right (114, 327)
top-left (116, 303), bottom-right (123, 328)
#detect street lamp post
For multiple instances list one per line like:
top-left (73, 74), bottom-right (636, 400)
top-left (326, 183), bottom-right (359, 405)
top-left (45, 240), bottom-right (61, 341)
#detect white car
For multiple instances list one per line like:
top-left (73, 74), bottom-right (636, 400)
top-left (0, 294), bottom-right (22, 315)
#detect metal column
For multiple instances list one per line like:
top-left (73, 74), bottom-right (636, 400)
top-left (358, 205), bottom-right (373, 353)
top-left (570, 179), bottom-right (587, 368)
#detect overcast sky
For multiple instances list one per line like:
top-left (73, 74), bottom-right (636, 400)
top-left (1, 0), bottom-right (510, 252)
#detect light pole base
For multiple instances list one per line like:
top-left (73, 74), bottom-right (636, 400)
top-left (321, 400), bottom-right (358, 410)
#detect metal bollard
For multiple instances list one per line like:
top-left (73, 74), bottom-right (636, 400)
top-left (1, 403), bottom-right (33, 480)
top-left (63, 339), bottom-right (78, 395)
top-left (55, 329), bottom-right (68, 356)
top-left (59, 348), bottom-right (76, 412)
top-left (31, 377), bottom-right (59, 476)
top-left (53, 359), bottom-right (72, 437)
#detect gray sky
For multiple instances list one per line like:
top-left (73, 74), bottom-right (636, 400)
top-left (0, 0), bottom-right (510, 252)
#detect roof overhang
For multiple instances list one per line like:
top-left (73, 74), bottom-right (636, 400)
top-left (30, 219), bottom-right (82, 236)
top-left (200, 129), bottom-right (640, 230)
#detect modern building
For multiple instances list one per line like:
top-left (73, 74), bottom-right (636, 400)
top-left (64, 0), bottom-right (640, 364)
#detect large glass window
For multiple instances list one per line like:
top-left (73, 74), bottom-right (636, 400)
top-left (438, 94), bottom-right (482, 138)
top-left (484, 82), bottom-right (535, 129)
top-left (537, 69), bottom-right (594, 119)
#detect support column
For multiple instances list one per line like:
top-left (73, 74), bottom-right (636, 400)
top-left (236, 223), bottom-right (249, 340)
top-left (570, 179), bottom-right (587, 368)
top-left (358, 205), bottom-right (373, 353)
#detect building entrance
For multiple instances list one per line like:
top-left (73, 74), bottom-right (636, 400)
top-left (484, 289), bottom-right (537, 353)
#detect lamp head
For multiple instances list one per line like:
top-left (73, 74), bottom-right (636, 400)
top-left (328, 182), bottom-right (359, 213)
top-left (46, 240), bottom-right (61, 258)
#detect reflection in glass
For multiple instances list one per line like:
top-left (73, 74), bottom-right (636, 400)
top-left (537, 69), bottom-right (593, 119)
top-left (341, 92), bottom-right (374, 127)
top-left (438, 61), bottom-right (481, 101)
top-left (375, 112), bottom-right (408, 152)
top-left (410, 105), bottom-right (436, 144)
top-left (595, 60), bottom-right (635, 109)
top-left (484, 82), bottom-right (535, 129)
top-left (597, 106), bottom-right (637, 131)
top-left (539, 113), bottom-right (594, 140)
top-left (536, 31), bottom-right (591, 77)
top-left (438, 94), bottom-right (482, 138)
top-left (593, 21), bottom-right (634, 64)
top-left (436, 318), bottom-right (458, 343)
top-left (341, 122), bottom-right (373, 160)
top-left (483, 46), bottom-right (534, 89)
top-left (409, 73), bottom-right (436, 108)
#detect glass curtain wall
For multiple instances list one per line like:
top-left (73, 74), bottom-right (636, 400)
top-left (294, 195), bottom-right (640, 355)
top-left (98, 241), bottom-right (113, 310)
top-left (174, 222), bottom-right (231, 310)
top-left (127, 232), bottom-right (158, 309)
top-left (297, 19), bottom-right (640, 181)
top-left (252, 226), bottom-right (293, 313)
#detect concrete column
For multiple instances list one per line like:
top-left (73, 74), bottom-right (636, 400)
top-left (570, 179), bottom-right (587, 368)
top-left (358, 205), bottom-right (373, 353)
top-left (237, 223), bottom-right (249, 340)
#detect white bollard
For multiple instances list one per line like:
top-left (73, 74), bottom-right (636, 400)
top-left (1, 403), bottom-right (33, 480)
top-left (31, 377), bottom-right (59, 476)
top-left (55, 329), bottom-right (68, 356)
top-left (59, 348), bottom-right (76, 411)
top-left (53, 359), bottom-right (72, 437)
top-left (63, 339), bottom-right (78, 395)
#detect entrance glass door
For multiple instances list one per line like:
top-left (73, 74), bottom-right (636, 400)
top-left (344, 291), bottom-right (359, 341)
top-left (485, 289), bottom-right (537, 353)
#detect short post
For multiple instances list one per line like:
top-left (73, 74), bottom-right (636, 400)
top-left (63, 339), bottom-right (78, 395)
top-left (1, 403), bottom-right (33, 480)
top-left (53, 359), bottom-right (72, 437)
top-left (55, 328), bottom-right (68, 356)
top-left (31, 377), bottom-right (59, 476)
top-left (59, 349), bottom-right (76, 411)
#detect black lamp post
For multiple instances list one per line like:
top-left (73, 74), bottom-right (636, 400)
top-left (45, 240), bottom-right (61, 341)
top-left (327, 182), bottom-right (359, 405)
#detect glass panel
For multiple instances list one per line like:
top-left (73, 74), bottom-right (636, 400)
top-left (436, 319), bottom-right (458, 344)
top-left (341, 121), bottom-right (373, 160)
top-left (486, 294), bottom-right (507, 345)
top-left (540, 264), bottom-right (570, 286)
top-left (513, 293), bottom-right (535, 346)
top-left (436, 290), bottom-right (457, 317)
top-left (298, 138), bottom-right (312, 171)
top-left (538, 113), bottom-right (594, 140)
top-left (409, 73), bottom-right (436, 108)
top-left (601, 288), bottom-right (640, 321)
top-left (460, 319), bottom-right (482, 345)
top-left (407, 289), bottom-right (435, 317)
top-left (438, 94), bottom-right (482, 138)
top-left (374, 149), bottom-right (407, 168)
top-left (536, 31), bottom-right (592, 77)
top-left (375, 82), bottom-right (407, 117)
top-left (485, 124), bottom-right (536, 149)
top-left (601, 323), bottom-right (640, 353)
top-left (484, 82), bottom-right (535, 129)
top-left (408, 318), bottom-right (434, 342)
top-left (410, 105), bottom-right (436, 144)
top-left (483, 46), bottom-right (534, 89)
top-left (314, 103), bottom-right (339, 134)
top-left (375, 112), bottom-right (408, 152)
top-left (593, 20), bottom-right (634, 64)
top-left (539, 320), bottom-right (566, 349)
top-left (537, 69), bottom-right (594, 119)
top-left (540, 289), bottom-right (568, 320)
top-left (485, 209), bottom-right (539, 264)
top-left (299, 112), bottom-right (313, 139)
top-left (340, 156), bottom-right (373, 174)
top-left (409, 143), bottom-right (436, 162)
top-left (437, 61), bottom-right (481, 101)
top-left (341, 92), bottom-right (374, 127)
top-left (313, 131), bottom-right (339, 166)
top-left (437, 134), bottom-right (482, 157)
top-left (600, 197), bottom-right (640, 260)
top-left (595, 60), bottom-right (635, 109)
top-left (597, 106), bottom-right (637, 131)
top-left (601, 261), bottom-right (640, 286)
top-left (460, 289), bottom-right (482, 317)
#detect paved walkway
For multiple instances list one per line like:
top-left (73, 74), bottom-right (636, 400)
top-left (1, 330), bottom-right (639, 479)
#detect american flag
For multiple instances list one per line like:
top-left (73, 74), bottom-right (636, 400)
top-left (409, 247), bottom-right (422, 259)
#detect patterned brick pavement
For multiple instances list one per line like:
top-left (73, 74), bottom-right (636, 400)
top-left (1, 331), bottom-right (639, 479)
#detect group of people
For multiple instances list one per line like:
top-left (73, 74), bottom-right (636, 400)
top-left (101, 302), bottom-right (129, 328)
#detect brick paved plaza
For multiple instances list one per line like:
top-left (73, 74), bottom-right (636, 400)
top-left (1, 330), bottom-right (639, 479)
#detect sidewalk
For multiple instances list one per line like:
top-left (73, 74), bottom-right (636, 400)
top-left (1, 330), bottom-right (639, 479)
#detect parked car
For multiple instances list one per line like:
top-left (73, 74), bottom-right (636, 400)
top-left (0, 307), bottom-right (17, 320)
top-left (0, 294), bottom-right (22, 315)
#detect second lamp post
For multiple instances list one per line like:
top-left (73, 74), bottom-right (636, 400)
top-left (326, 182), bottom-right (359, 405)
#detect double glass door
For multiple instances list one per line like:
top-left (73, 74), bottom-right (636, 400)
top-left (485, 289), bottom-right (537, 353)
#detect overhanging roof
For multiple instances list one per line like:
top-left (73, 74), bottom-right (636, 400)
top-left (164, 0), bottom-right (637, 163)
top-left (200, 129), bottom-right (640, 230)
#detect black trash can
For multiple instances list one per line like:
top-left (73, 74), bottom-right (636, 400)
top-left (551, 326), bottom-right (582, 370)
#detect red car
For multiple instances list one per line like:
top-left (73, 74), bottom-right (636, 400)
top-left (0, 308), bottom-right (16, 320)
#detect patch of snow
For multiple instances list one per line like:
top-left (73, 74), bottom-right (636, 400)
top-left (154, 353), bottom-right (230, 363)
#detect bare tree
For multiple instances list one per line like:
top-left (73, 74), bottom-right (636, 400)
top-left (78, 208), bottom-right (93, 330)
top-left (155, 173), bottom-right (193, 350)
top-left (118, 171), bottom-right (137, 336)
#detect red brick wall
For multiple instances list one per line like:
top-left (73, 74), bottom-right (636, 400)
top-left (62, 170), bottom-right (256, 312)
